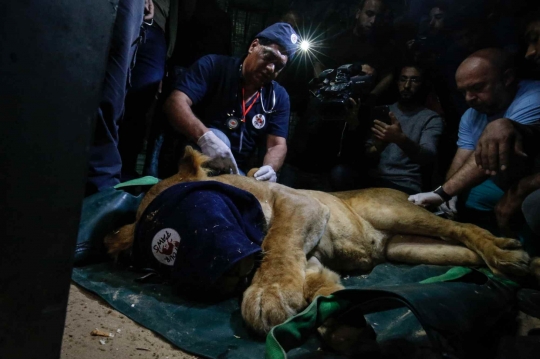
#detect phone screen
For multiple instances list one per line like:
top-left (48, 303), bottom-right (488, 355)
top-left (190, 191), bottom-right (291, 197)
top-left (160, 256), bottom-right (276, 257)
top-left (371, 105), bottom-right (391, 124)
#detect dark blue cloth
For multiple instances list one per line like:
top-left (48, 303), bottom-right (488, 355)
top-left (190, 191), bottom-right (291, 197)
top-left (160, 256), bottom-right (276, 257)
top-left (255, 22), bottom-right (299, 60)
top-left (176, 55), bottom-right (290, 168)
top-left (134, 181), bottom-right (266, 292)
top-left (87, 0), bottom-right (144, 194)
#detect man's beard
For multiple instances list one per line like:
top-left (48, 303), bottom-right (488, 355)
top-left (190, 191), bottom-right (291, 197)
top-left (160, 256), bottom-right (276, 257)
top-left (399, 91), bottom-right (421, 105)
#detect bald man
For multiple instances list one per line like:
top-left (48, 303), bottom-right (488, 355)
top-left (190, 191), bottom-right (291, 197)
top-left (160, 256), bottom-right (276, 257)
top-left (408, 48), bottom-right (540, 222)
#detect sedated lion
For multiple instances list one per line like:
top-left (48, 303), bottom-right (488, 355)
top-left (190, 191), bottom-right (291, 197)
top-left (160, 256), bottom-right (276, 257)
top-left (105, 147), bottom-right (537, 338)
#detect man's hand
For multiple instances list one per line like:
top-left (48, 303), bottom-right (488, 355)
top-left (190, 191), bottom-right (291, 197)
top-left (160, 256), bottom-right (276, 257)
top-left (197, 131), bottom-right (239, 174)
top-left (144, 0), bottom-right (154, 21)
top-left (254, 165), bottom-right (277, 182)
top-left (439, 196), bottom-right (458, 218)
top-left (408, 191), bottom-right (445, 207)
top-left (475, 118), bottom-right (527, 175)
top-left (372, 112), bottom-right (405, 144)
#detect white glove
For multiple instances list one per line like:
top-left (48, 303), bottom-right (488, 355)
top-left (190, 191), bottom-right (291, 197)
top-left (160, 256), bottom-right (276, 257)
top-left (439, 196), bottom-right (458, 218)
top-left (197, 131), bottom-right (239, 174)
top-left (253, 165), bottom-right (277, 182)
top-left (408, 191), bottom-right (444, 207)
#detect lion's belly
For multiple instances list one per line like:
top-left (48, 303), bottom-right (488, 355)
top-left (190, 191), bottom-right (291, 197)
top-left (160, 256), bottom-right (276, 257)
top-left (307, 191), bottom-right (391, 273)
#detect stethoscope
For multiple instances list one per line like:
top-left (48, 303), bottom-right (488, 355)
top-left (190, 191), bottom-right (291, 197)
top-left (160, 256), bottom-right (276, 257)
top-left (237, 64), bottom-right (277, 115)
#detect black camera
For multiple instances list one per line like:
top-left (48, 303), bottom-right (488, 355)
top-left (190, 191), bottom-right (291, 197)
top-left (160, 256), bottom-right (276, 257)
top-left (310, 63), bottom-right (374, 116)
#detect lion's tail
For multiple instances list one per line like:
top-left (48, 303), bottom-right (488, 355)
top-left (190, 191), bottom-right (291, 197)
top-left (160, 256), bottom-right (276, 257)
top-left (104, 223), bottom-right (135, 258)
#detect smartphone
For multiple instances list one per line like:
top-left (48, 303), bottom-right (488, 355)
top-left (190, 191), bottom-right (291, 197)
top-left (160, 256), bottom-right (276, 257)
top-left (371, 105), bottom-right (391, 125)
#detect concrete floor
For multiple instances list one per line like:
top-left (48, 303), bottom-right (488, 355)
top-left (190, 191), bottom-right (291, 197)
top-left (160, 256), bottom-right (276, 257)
top-left (61, 284), bottom-right (198, 359)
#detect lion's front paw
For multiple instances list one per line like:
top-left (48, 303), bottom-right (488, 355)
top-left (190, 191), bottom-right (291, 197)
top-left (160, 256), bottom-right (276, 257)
top-left (241, 282), bottom-right (307, 335)
top-left (485, 245), bottom-right (530, 277)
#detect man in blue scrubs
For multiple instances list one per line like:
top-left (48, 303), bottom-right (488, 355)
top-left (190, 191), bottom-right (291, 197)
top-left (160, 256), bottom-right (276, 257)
top-left (164, 23), bottom-right (299, 181)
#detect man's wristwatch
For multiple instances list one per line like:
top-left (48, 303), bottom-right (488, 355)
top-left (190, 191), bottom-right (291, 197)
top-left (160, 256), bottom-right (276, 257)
top-left (433, 185), bottom-right (452, 202)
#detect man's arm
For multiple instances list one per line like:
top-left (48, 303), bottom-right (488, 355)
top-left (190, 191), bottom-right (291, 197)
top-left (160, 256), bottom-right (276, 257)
top-left (164, 90), bottom-right (209, 141)
top-left (441, 151), bottom-right (488, 196)
top-left (164, 89), bottom-right (239, 174)
top-left (263, 135), bottom-right (287, 171)
top-left (408, 148), bottom-right (487, 208)
top-left (446, 148), bottom-right (472, 179)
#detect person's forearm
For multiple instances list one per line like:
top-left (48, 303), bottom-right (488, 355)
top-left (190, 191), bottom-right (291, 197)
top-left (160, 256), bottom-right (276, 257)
top-left (442, 153), bottom-right (488, 196)
top-left (263, 144), bottom-right (287, 171)
top-left (164, 93), bottom-right (208, 142)
top-left (370, 73), bottom-right (393, 97)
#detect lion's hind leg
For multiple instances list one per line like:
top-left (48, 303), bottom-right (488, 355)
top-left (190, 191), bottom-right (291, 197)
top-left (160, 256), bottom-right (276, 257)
top-left (350, 191), bottom-right (529, 277)
top-left (386, 235), bottom-right (484, 266)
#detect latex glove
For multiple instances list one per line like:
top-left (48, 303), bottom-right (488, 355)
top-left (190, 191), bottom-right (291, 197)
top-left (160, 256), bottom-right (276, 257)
top-left (254, 165), bottom-right (277, 182)
top-left (439, 196), bottom-right (458, 219)
top-left (408, 191), bottom-right (444, 208)
top-left (197, 131), bottom-right (239, 174)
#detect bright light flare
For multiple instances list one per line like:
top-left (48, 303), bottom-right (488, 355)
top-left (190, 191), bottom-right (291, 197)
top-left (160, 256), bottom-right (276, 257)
top-left (300, 40), bottom-right (311, 51)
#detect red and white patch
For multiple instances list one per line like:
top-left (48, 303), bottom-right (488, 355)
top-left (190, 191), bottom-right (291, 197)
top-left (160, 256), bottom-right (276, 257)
top-left (151, 228), bottom-right (181, 266)
top-left (252, 114), bottom-right (266, 129)
top-left (291, 34), bottom-right (298, 44)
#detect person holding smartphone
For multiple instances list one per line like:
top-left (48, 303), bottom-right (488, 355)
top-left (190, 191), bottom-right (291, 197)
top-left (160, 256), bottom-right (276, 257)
top-left (330, 63), bottom-right (444, 194)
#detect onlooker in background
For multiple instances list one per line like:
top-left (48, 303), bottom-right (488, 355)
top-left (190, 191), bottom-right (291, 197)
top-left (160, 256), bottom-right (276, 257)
top-left (317, 0), bottom-right (395, 102)
top-left (407, 1), bottom-right (450, 66)
top-left (86, 0), bottom-right (145, 196)
top-left (286, 0), bottom-right (395, 180)
top-left (331, 63), bottom-right (444, 194)
top-left (408, 49), bottom-right (540, 232)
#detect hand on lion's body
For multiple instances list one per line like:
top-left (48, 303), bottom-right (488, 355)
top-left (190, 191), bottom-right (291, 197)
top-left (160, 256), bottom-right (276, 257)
top-left (105, 147), bottom-right (534, 340)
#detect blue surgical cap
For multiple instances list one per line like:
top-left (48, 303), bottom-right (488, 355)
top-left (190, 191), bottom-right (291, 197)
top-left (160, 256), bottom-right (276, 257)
top-left (255, 22), bottom-right (299, 61)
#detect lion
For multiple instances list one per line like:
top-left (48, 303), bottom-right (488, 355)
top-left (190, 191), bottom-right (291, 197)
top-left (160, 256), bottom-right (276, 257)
top-left (105, 147), bottom-right (536, 340)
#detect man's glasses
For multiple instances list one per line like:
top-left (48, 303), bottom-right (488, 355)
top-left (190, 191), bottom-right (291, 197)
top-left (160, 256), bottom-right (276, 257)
top-left (399, 76), bottom-right (422, 84)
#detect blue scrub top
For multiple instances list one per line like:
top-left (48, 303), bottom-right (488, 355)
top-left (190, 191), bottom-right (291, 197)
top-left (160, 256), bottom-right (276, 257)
top-left (176, 55), bottom-right (290, 168)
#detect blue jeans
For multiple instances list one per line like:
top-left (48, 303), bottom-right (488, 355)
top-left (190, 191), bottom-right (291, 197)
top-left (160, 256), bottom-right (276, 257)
top-left (119, 24), bottom-right (167, 180)
top-left (86, 0), bottom-right (144, 194)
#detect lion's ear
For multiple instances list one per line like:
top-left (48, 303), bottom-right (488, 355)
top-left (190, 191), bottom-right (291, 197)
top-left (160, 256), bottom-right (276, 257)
top-left (178, 146), bottom-right (211, 179)
top-left (247, 168), bottom-right (259, 178)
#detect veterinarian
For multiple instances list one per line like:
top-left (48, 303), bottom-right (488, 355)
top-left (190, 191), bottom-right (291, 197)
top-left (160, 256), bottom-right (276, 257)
top-left (164, 22), bottom-right (298, 181)
top-left (408, 48), bottom-right (540, 235)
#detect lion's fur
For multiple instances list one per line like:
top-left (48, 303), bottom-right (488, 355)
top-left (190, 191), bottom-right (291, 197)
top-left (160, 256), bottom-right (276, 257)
top-left (105, 147), bottom-right (534, 336)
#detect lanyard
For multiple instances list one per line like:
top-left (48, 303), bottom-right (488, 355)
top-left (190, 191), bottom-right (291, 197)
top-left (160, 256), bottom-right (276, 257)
top-left (241, 88), bottom-right (260, 122)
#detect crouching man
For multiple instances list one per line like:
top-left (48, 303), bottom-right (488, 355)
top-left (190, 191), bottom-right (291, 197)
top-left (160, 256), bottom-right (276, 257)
top-left (164, 23), bottom-right (299, 181)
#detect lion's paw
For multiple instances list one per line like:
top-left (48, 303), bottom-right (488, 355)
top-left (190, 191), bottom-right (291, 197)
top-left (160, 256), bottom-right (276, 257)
top-left (241, 282), bottom-right (307, 335)
top-left (486, 246), bottom-right (530, 277)
top-left (492, 236), bottom-right (522, 250)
